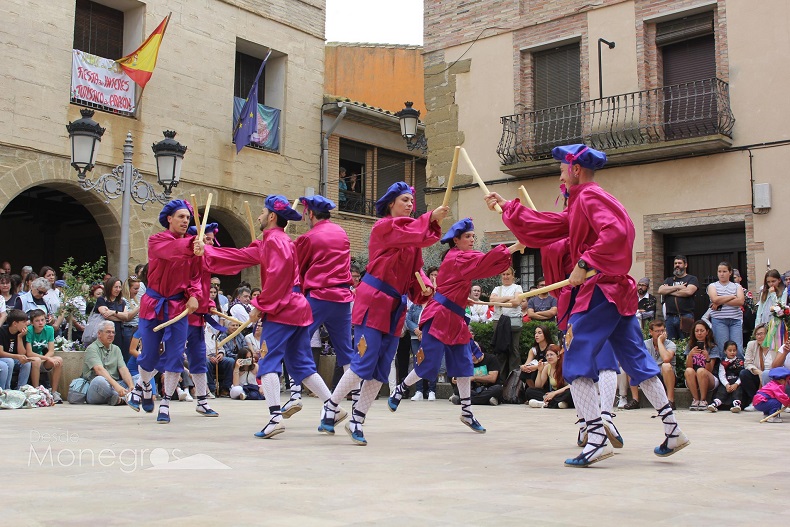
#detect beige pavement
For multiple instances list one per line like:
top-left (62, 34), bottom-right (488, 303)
top-left (2, 396), bottom-right (787, 525)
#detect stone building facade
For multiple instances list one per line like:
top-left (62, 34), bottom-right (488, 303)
top-left (0, 0), bottom-right (326, 287)
top-left (423, 0), bottom-right (789, 316)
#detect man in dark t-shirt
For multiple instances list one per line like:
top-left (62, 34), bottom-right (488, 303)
top-left (658, 255), bottom-right (699, 340)
top-left (451, 340), bottom-right (504, 405)
top-left (0, 309), bottom-right (35, 389)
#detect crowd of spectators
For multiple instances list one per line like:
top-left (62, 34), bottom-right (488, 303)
top-left (3, 254), bottom-right (790, 421)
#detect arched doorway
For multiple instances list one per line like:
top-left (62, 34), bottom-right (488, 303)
top-left (0, 185), bottom-right (107, 275)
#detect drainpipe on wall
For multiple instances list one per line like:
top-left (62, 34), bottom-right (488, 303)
top-left (320, 102), bottom-right (346, 197)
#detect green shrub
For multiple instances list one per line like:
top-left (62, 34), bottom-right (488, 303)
top-left (470, 320), bottom-right (559, 363)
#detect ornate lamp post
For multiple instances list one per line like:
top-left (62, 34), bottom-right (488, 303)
top-left (395, 101), bottom-right (428, 154)
top-left (66, 109), bottom-right (187, 280)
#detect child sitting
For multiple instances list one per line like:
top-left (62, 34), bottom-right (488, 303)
top-left (229, 348), bottom-right (262, 400)
top-left (708, 340), bottom-right (745, 413)
top-left (752, 366), bottom-right (790, 423)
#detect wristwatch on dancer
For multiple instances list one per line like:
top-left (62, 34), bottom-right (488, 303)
top-left (577, 258), bottom-right (589, 270)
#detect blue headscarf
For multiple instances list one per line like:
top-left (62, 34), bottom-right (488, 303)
top-left (441, 218), bottom-right (474, 244)
top-left (265, 195), bottom-right (302, 221)
top-left (158, 199), bottom-right (193, 228)
top-left (374, 182), bottom-right (414, 217)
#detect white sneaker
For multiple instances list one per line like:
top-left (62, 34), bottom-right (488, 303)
top-left (766, 415), bottom-right (783, 423)
top-left (428, 391), bottom-right (436, 401)
top-left (528, 399), bottom-right (546, 408)
top-left (617, 395), bottom-right (627, 409)
top-left (177, 388), bottom-right (187, 401)
top-left (184, 392), bottom-right (194, 402)
top-left (411, 392), bottom-right (424, 401)
top-left (207, 391), bottom-right (216, 399)
top-left (743, 404), bottom-right (755, 412)
top-left (558, 401), bottom-right (569, 409)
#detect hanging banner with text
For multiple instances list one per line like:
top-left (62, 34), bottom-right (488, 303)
top-left (71, 49), bottom-right (136, 113)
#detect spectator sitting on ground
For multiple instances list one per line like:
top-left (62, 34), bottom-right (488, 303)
top-left (623, 318), bottom-right (676, 410)
top-left (25, 309), bottom-right (63, 403)
top-left (230, 348), bottom-right (262, 400)
top-left (526, 276), bottom-right (558, 323)
top-left (524, 344), bottom-right (573, 409)
top-left (0, 309), bottom-right (37, 389)
top-left (207, 321), bottom-right (239, 397)
top-left (450, 337), bottom-right (503, 406)
top-left (684, 319), bottom-right (720, 411)
top-left (81, 321), bottom-right (133, 405)
top-left (752, 366), bottom-right (790, 422)
top-left (739, 324), bottom-right (774, 411)
top-left (520, 324), bottom-right (555, 388)
top-left (707, 340), bottom-right (745, 413)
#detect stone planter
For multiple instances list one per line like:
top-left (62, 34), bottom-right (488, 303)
top-left (55, 351), bottom-right (85, 389)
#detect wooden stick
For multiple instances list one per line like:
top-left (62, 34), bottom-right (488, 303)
top-left (469, 298), bottom-right (512, 307)
top-left (210, 309), bottom-right (242, 325)
top-left (459, 147), bottom-right (502, 213)
top-left (442, 146), bottom-right (461, 208)
top-left (153, 308), bottom-right (190, 332)
top-left (516, 270), bottom-right (598, 301)
top-left (760, 406), bottom-right (785, 423)
top-left (217, 318), bottom-right (254, 348)
top-left (190, 194), bottom-right (201, 228)
top-left (415, 272), bottom-right (429, 294)
top-left (518, 185), bottom-right (536, 210)
top-left (243, 201), bottom-right (256, 242)
top-left (200, 193), bottom-right (213, 239)
top-left (292, 197), bottom-right (300, 209)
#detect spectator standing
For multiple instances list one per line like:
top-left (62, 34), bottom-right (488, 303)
top-left (95, 277), bottom-right (129, 360)
top-left (210, 277), bottom-right (229, 313)
top-left (658, 255), bottom-right (699, 340)
top-left (81, 321), bottom-right (133, 405)
top-left (229, 287), bottom-right (252, 325)
top-left (121, 276), bottom-right (141, 364)
top-left (489, 267), bottom-right (525, 375)
top-left (707, 261), bottom-right (744, 358)
top-left (636, 277), bottom-right (657, 328)
top-left (526, 276), bottom-right (558, 323)
top-left (466, 285), bottom-right (489, 323)
top-left (756, 269), bottom-right (787, 328)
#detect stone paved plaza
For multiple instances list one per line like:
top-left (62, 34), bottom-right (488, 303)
top-left (3, 396), bottom-right (787, 525)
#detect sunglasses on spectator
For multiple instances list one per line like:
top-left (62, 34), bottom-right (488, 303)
top-left (36, 288), bottom-right (47, 295)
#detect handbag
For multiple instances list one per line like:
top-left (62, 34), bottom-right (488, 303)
top-left (81, 310), bottom-right (105, 346)
top-left (502, 369), bottom-right (525, 404)
top-left (67, 377), bottom-right (90, 404)
top-left (674, 297), bottom-right (694, 334)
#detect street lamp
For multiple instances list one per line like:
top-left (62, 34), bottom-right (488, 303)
top-left (66, 109), bottom-right (187, 280)
top-left (395, 101), bottom-right (428, 154)
top-left (597, 38), bottom-right (616, 99)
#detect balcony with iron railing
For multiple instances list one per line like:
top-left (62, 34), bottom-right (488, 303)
top-left (497, 78), bottom-right (735, 176)
top-left (338, 190), bottom-right (427, 218)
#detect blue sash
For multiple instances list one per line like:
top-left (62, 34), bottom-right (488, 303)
top-left (434, 292), bottom-right (471, 325)
top-left (204, 314), bottom-right (227, 333)
top-left (362, 272), bottom-right (407, 335)
top-left (145, 287), bottom-right (184, 319)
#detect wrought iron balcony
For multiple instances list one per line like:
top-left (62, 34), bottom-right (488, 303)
top-left (497, 78), bottom-right (735, 172)
top-left (338, 190), bottom-right (426, 217)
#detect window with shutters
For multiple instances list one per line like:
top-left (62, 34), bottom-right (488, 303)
top-left (532, 43), bottom-right (582, 152)
top-left (73, 0), bottom-right (124, 59)
top-left (657, 12), bottom-right (718, 139)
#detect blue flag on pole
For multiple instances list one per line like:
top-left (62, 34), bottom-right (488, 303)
top-left (233, 50), bottom-right (271, 154)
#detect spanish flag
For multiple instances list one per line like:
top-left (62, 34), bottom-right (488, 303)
top-left (116, 13), bottom-right (170, 88)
